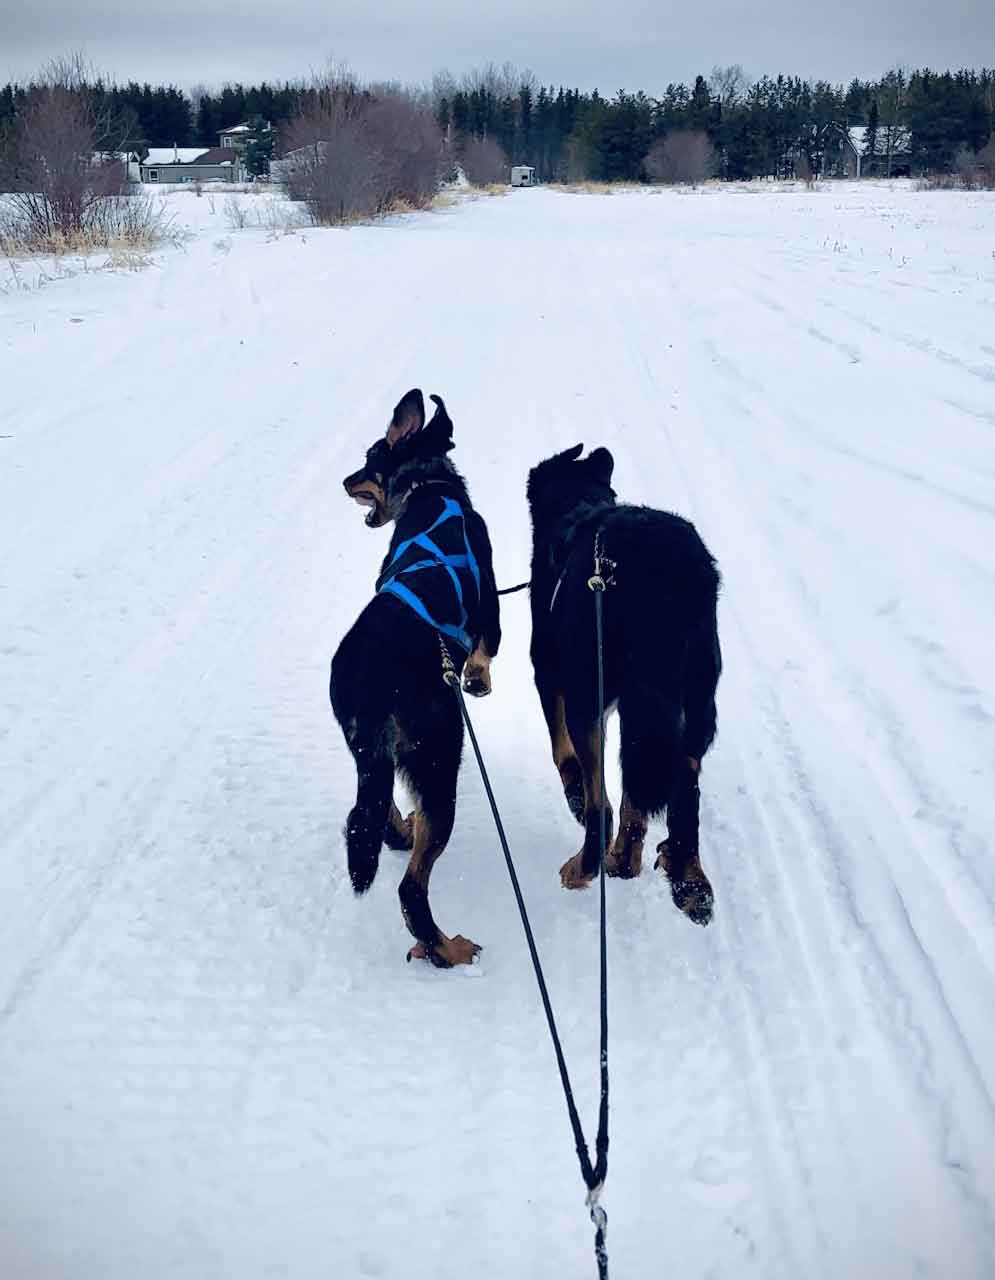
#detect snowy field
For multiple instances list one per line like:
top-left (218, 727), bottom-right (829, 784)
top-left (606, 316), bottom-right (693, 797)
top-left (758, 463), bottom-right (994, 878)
top-left (1, 180), bottom-right (994, 1279)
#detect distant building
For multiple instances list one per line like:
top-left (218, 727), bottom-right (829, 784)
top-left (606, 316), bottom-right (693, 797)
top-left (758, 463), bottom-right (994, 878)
top-left (140, 145), bottom-right (242, 184)
top-left (219, 121), bottom-right (272, 151)
top-left (269, 142), bottom-right (325, 185)
top-left (510, 165), bottom-right (537, 187)
top-left (840, 125), bottom-right (914, 178)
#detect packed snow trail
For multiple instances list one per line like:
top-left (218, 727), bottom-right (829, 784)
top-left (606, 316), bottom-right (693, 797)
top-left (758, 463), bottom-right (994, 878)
top-left (1, 182), bottom-right (994, 1278)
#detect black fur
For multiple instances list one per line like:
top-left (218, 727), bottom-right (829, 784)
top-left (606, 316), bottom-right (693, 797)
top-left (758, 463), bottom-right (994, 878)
top-left (527, 443), bottom-right (721, 916)
top-left (330, 391), bottom-right (500, 963)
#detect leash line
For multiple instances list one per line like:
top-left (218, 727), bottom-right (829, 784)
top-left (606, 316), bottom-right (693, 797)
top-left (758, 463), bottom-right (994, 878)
top-left (497, 580), bottom-right (530, 596)
top-left (440, 645), bottom-right (598, 1191)
top-left (439, 527), bottom-right (613, 1279)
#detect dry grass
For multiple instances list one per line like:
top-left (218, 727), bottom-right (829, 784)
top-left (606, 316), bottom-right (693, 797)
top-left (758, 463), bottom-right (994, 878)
top-left (457, 183), bottom-right (508, 201)
top-left (0, 193), bottom-right (180, 257)
top-left (916, 171), bottom-right (995, 191)
top-left (556, 181), bottom-right (645, 195)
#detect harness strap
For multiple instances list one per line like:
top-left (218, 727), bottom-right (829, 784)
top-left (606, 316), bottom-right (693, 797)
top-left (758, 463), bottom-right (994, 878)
top-left (377, 496), bottom-right (479, 653)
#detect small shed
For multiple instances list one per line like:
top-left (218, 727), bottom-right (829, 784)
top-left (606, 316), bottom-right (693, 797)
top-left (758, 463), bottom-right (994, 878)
top-left (510, 166), bottom-right (536, 187)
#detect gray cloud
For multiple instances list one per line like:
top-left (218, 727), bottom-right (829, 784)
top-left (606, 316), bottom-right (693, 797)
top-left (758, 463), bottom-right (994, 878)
top-left (4, 0), bottom-right (994, 91)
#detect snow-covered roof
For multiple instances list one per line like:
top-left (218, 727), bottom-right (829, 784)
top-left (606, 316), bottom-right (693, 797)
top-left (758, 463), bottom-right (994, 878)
top-left (219, 123), bottom-right (253, 134)
top-left (143, 148), bottom-right (211, 166)
top-left (848, 126), bottom-right (913, 157)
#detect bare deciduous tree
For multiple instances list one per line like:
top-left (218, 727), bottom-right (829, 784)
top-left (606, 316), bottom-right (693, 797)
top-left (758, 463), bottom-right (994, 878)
top-left (364, 93), bottom-right (445, 208)
top-left (459, 136), bottom-right (508, 185)
top-left (709, 64), bottom-right (746, 108)
top-left (0, 56), bottom-right (153, 251)
top-left (281, 81), bottom-right (443, 224)
top-left (644, 130), bottom-right (717, 185)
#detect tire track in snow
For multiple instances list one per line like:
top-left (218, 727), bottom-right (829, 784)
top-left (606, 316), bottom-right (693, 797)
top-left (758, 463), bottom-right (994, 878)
top-left (648, 254), bottom-right (995, 1271)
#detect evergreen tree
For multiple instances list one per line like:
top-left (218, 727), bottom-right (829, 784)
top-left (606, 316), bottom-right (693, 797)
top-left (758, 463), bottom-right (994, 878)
top-left (864, 99), bottom-right (880, 173)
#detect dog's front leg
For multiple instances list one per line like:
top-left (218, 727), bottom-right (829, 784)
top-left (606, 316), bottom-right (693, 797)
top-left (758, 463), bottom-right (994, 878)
top-left (462, 639), bottom-right (492, 697)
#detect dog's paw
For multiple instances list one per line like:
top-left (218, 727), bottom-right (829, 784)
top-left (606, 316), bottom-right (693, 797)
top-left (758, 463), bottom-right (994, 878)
top-left (407, 934), bottom-right (481, 967)
top-left (655, 841), bottom-right (713, 926)
top-left (605, 845), bottom-right (642, 879)
top-left (560, 852), bottom-right (596, 891)
top-left (462, 664), bottom-right (492, 698)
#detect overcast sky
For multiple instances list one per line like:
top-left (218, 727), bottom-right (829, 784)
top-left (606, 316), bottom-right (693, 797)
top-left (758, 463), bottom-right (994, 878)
top-left (4, 0), bottom-right (994, 93)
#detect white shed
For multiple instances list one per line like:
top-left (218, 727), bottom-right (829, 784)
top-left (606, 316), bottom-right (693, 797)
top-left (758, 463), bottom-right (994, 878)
top-left (510, 166), bottom-right (536, 187)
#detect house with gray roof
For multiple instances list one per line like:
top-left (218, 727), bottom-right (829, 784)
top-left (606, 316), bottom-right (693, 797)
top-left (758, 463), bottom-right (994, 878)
top-left (140, 145), bottom-right (242, 184)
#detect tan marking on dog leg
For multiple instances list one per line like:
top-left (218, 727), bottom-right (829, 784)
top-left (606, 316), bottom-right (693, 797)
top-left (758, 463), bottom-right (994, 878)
top-left (537, 687), bottom-right (583, 821)
top-left (401, 813), bottom-right (480, 966)
top-left (387, 801), bottom-right (413, 849)
top-left (606, 792), bottom-right (647, 879)
top-left (462, 640), bottom-right (492, 697)
top-left (560, 721), bottom-right (613, 890)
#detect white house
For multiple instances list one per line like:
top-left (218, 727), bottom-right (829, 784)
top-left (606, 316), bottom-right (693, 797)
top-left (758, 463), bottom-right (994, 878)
top-left (510, 165), bottom-right (537, 187)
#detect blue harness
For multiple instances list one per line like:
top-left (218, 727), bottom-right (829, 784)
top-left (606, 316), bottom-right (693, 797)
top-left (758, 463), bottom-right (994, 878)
top-left (377, 496), bottom-right (481, 654)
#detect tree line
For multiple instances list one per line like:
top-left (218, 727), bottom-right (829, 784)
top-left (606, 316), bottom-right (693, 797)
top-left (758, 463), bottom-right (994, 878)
top-left (437, 66), bottom-right (995, 181)
top-left (1, 60), bottom-right (993, 182)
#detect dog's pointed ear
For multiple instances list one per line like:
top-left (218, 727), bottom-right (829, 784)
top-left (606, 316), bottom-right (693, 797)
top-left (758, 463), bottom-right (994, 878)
top-left (425, 394), bottom-right (456, 453)
top-left (387, 389), bottom-right (425, 446)
top-left (586, 446), bottom-right (615, 485)
top-left (427, 394), bottom-right (452, 433)
top-left (555, 443), bottom-right (585, 464)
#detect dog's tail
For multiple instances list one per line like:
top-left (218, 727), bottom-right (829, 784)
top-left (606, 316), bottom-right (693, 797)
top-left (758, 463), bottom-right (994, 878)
top-left (616, 591), bottom-right (721, 818)
top-left (618, 666), bottom-right (687, 818)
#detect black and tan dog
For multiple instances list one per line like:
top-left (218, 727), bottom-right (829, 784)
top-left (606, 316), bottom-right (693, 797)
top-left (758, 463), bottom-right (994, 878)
top-left (527, 444), bottom-right (721, 924)
top-left (330, 389), bottom-right (500, 966)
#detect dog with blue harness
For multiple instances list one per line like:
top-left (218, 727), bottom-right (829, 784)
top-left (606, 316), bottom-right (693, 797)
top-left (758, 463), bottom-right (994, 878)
top-left (377, 495), bottom-right (482, 659)
top-left (330, 390), bottom-right (500, 967)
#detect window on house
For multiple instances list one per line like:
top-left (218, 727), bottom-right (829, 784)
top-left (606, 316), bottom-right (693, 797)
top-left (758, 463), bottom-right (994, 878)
top-left (148, 168), bottom-right (159, 181)
top-left (222, 137), bottom-right (232, 148)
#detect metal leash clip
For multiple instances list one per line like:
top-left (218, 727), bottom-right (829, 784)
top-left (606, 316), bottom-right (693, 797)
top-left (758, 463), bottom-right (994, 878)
top-left (439, 637), bottom-right (459, 687)
top-left (588, 531), bottom-right (616, 593)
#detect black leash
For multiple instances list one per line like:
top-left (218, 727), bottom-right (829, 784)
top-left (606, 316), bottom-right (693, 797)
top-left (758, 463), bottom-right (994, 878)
top-left (439, 537), bottom-right (612, 1279)
top-left (497, 580), bottom-right (530, 596)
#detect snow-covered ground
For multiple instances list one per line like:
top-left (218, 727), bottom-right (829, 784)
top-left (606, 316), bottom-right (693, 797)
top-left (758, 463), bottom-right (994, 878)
top-left (2, 180), bottom-right (994, 1279)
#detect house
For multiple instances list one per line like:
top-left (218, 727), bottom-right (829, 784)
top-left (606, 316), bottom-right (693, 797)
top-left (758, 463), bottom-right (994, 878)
top-left (510, 165), bottom-right (536, 187)
top-left (840, 125), bottom-right (914, 178)
top-left (219, 121), bottom-right (272, 151)
top-left (140, 145), bottom-right (242, 184)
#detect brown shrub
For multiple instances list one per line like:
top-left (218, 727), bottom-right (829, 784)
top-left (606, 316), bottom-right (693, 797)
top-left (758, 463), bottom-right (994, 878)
top-left (281, 88), bottom-right (444, 225)
top-left (644, 130), bottom-right (716, 186)
top-left (459, 136), bottom-right (508, 186)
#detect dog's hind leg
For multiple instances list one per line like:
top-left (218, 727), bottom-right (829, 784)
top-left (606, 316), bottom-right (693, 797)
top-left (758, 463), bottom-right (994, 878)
top-left (399, 808), bottom-right (479, 968)
top-left (655, 758), bottom-right (713, 926)
top-left (653, 612), bottom-right (721, 925)
top-left (396, 703), bottom-right (479, 967)
top-left (615, 685), bottom-right (712, 922)
top-left (537, 684), bottom-right (584, 823)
